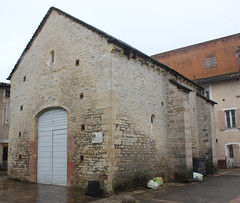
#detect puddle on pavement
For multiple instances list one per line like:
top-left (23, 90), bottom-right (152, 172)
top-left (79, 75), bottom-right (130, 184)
top-left (0, 174), bottom-right (100, 203)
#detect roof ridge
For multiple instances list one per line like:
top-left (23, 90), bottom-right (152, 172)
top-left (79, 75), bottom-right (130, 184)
top-left (7, 7), bottom-right (201, 90)
top-left (7, 6), bottom-right (143, 80)
top-left (7, 7), bottom-right (54, 80)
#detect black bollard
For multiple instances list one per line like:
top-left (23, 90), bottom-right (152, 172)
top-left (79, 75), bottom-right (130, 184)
top-left (85, 181), bottom-right (101, 197)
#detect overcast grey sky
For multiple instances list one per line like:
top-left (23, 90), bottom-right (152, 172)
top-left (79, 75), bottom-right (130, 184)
top-left (1, 0), bottom-right (239, 83)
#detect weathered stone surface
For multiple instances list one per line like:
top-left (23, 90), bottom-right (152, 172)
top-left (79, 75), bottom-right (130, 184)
top-left (8, 7), bottom-right (217, 193)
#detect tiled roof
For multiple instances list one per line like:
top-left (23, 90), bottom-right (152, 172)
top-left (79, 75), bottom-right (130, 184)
top-left (152, 33), bottom-right (240, 58)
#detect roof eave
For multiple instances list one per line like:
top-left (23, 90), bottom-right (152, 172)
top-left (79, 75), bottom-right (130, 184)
top-left (7, 7), bottom-right (203, 92)
top-left (0, 82), bottom-right (10, 88)
top-left (194, 72), bottom-right (240, 85)
top-left (7, 7), bottom-right (55, 80)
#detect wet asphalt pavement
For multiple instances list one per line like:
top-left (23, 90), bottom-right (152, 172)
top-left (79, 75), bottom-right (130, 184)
top-left (139, 168), bottom-right (240, 203)
top-left (1, 169), bottom-right (240, 203)
top-left (0, 173), bottom-right (100, 203)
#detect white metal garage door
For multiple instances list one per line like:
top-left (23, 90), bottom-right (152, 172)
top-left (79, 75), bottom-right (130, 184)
top-left (38, 109), bottom-right (67, 186)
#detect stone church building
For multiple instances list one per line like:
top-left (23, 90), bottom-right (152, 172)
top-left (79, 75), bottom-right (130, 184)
top-left (7, 7), bottom-right (217, 192)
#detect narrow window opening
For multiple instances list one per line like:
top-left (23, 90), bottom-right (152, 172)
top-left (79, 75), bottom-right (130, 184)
top-left (20, 105), bottom-right (23, 111)
top-left (51, 51), bottom-right (54, 63)
top-left (81, 124), bottom-right (85, 131)
top-left (80, 92), bottom-right (84, 100)
top-left (19, 132), bottom-right (21, 137)
top-left (19, 155), bottom-right (22, 159)
top-left (23, 76), bottom-right (26, 82)
top-left (76, 59), bottom-right (80, 66)
top-left (80, 155), bottom-right (84, 162)
top-left (151, 114), bottom-right (155, 136)
top-left (151, 114), bottom-right (155, 124)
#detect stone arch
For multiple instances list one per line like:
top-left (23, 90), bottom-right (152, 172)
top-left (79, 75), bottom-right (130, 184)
top-left (29, 106), bottom-right (75, 186)
top-left (35, 106), bottom-right (68, 120)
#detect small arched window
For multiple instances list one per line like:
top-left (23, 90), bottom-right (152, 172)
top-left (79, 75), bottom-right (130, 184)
top-left (151, 114), bottom-right (155, 124)
top-left (151, 114), bottom-right (155, 136)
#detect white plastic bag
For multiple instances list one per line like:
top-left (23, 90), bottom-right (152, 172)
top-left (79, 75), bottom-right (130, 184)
top-left (147, 177), bottom-right (164, 189)
top-left (147, 180), bottom-right (159, 189)
top-left (193, 172), bottom-right (203, 181)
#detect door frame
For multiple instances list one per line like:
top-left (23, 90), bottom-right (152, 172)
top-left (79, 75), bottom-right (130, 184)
top-left (29, 106), bottom-right (75, 186)
top-left (225, 142), bottom-right (240, 168)
top-left (36, 107), bottom-right (69, 186)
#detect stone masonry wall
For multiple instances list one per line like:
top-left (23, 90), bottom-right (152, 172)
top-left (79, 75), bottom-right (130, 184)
top-left (8, 10), bottom-right (113, 189)
top-left (72, 108), bottom-right (108, 186)
top-left (189, 92), bottom-right (200, 158)
top-left (166, 80), bottom-right (193, 181)
top-left (8, 8), bottom-right (217, 192)
top-left (196, 96), bottom-right (217, 173)
top-left (109, 48), bottom-right (169, 191)
top-left (8, 131), bottom-right (29, 179)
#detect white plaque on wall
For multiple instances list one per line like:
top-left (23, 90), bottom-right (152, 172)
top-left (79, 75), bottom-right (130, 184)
top-left (92, 132), bottom-right (103, 144)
